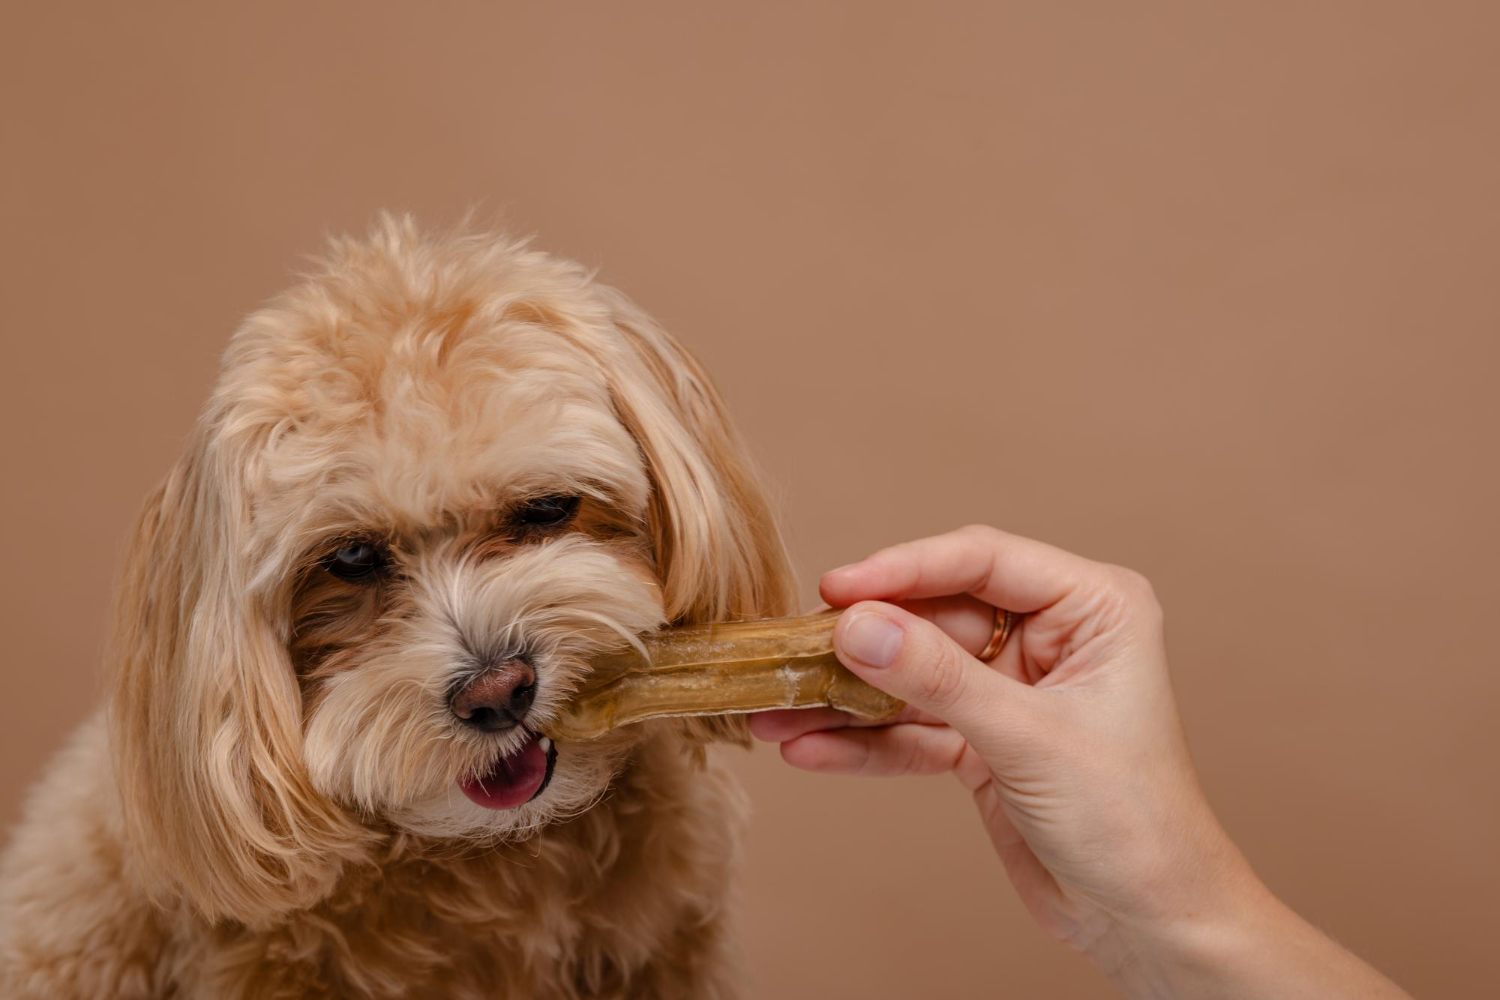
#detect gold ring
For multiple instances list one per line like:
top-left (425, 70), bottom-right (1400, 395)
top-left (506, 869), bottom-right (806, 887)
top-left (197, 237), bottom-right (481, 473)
top-left (977, 607), bottom-right (1017, 662)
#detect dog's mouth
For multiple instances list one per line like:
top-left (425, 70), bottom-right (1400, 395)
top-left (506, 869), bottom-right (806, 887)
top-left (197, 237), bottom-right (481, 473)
top-left (459, 732), bottom-right (558, 810)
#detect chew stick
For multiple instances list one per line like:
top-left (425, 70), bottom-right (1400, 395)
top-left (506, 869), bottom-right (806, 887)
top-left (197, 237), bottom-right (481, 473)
top-left (543, 610), bottom-right (904, 741)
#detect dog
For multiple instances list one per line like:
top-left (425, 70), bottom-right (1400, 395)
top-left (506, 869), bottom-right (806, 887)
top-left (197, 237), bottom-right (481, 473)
top-left (0, 217), bottom-right (797, 999)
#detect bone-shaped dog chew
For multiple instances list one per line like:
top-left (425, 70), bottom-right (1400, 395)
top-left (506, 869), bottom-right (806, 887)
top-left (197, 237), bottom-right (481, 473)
top-left (543, 610), bottom-right (904, 741)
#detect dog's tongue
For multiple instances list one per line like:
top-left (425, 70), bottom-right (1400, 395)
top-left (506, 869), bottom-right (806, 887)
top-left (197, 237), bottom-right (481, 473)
top-left (460, 734), bottom-right (550, 810)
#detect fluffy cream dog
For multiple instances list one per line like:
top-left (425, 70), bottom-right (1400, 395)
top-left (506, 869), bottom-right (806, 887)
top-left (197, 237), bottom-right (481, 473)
top-left (0, 217), bottom-right (796, 999)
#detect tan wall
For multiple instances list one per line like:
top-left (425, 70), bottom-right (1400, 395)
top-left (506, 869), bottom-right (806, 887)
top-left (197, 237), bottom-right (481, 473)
top-left (3, 4), bottom-right (1496, 996)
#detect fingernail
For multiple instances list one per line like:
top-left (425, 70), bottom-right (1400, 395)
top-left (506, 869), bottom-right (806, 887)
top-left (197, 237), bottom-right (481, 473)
top-left (842, 612), bottom-right (904, 668)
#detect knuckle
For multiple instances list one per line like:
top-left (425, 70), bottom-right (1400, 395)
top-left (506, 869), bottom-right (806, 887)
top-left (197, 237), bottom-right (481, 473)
top-left (1107, 564), bottom-right (1155, 601)
top-left (911, 641), bottom-right (967, 709)
top-left (956, 522), bottom-right (999, 543)
top-left (900, 734), bottom-right (928, 775)
top-left (944, 735), bottom-right (970, 774)
top-left (1101, 564), bottom-right (1164, 624)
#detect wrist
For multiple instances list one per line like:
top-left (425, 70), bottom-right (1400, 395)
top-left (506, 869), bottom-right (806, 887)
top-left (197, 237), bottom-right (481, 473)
top-left (1084, 828), bottom-right (1277, 999)
top-left (1092, 875), bottom-right (1279, 996)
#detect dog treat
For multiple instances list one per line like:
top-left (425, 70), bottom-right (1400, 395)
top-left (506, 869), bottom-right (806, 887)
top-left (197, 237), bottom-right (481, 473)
top-left (543, 610), bottom-right (904, 741)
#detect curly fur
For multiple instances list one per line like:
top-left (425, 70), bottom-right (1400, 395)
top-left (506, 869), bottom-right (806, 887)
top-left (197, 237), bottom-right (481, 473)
top-left (0, 217), bottom-right (797, 998)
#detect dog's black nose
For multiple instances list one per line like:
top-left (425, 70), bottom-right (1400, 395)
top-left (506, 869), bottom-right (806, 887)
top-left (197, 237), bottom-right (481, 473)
top-left (451, 658), bottom-right (536, 733)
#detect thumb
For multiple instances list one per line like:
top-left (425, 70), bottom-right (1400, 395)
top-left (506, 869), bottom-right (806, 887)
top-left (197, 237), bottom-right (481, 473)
top-left (834, 601), bottom-right (1035, 741)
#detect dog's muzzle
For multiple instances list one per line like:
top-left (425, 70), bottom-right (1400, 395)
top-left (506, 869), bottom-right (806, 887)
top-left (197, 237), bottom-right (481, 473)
top-left (451, 655), bottom-right (558, 809)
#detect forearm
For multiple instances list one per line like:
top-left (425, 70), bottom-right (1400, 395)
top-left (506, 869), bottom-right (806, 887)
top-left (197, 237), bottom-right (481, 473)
top-left (1092, 879), bottom-right (1412, 1000)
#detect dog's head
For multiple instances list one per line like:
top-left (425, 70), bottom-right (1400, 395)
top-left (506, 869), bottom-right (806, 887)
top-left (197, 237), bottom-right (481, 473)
top-left (107, 217), bottom-right (795, 923)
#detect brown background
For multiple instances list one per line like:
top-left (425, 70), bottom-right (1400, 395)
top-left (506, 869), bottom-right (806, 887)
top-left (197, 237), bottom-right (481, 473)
top-left (3, 3), bottom-right (1497, 996)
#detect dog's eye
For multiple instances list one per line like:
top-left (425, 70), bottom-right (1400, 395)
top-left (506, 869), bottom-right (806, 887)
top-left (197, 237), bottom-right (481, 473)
top-left (511, 494), bottom-right (581, 529)
top-left (322, 541), bottom-right (386, 582)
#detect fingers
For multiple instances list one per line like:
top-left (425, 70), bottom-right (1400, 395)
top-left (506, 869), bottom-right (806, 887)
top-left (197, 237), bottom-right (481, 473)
top-left (752, 563), bottom-right (1044, 759)
top-left (833, 600), bottom-right (1034, 740)
top-left (778, 722), bottom-right (972, 777)
top-left (749, 707), bottom-right (856, 742)
top-left (818, 594), bottom-right (996, 657)
top-left (820, 524), bottom-right (1095, 615)
top-left (891, 594), bottom-right (999, 658)
top-left (748, 594), bottom-right (999, 744)
top-left (748, 703), bottom-right (939, 744)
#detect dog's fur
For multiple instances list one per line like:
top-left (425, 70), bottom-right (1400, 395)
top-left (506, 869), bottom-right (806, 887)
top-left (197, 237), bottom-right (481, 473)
top-left (0, 218), bottom-right (797, 999)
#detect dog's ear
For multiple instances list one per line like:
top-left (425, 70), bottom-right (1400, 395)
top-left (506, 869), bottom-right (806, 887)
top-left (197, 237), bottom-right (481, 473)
top-left (107, 425), bottom-right (368, 926)
top-left (602, 291), bottom-right (800, 745)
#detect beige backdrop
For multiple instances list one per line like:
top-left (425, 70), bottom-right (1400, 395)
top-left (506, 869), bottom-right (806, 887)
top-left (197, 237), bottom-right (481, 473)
top-left (3, 3), bottom-right (1497, 996)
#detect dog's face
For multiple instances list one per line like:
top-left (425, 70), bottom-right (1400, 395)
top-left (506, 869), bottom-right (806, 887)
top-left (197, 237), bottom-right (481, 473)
top-left (281, 322), bottom-right (669, 840)
top-left (107, 219), bottom-right (795, 920)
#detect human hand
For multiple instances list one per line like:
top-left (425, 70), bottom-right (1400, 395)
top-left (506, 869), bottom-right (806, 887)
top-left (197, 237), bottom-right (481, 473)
top-left (750, 525), bottom-right (1409, 998)
top-left (752, 524), bottom-right (1235, 952)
